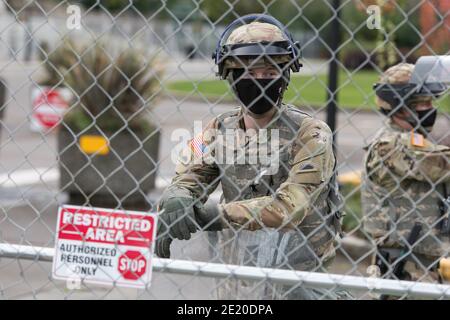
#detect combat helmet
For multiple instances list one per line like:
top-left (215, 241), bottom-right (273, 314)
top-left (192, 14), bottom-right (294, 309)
top-left (213, 14), bottom-right (301, 80)
top-left (212, 14), bottom-right (302, 114)
top-left (374, 56), bottom-right (449, 115)
top-left (375, 63), bottom-right (415, 112)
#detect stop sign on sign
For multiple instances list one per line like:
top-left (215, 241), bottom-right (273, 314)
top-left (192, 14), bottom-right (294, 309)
top-left (118, 250), bottom-right (147, 280)
top-left (30, 86), bottom-right (72, 132)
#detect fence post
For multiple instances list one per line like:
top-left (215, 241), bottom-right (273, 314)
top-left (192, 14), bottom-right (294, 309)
top-left (0, 78), bottom-right (6, 144)
top-left (326, 0), bottom-right (342, 150)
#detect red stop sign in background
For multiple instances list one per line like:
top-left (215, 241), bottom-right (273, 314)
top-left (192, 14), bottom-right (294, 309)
top-left (32, 88), bottom-right (69, 129)
top-left (118, 251), bottom-right (147, 280)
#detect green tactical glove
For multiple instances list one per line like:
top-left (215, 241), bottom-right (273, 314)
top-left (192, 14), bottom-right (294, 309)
top-left (155, 195), bottom-right (226, 258)
top-left (155, 196), bottom-right (198, 258)
top-left (158, 197), bottom-right (198, 241)
top-left (155, 234), bottom-right (172, 259)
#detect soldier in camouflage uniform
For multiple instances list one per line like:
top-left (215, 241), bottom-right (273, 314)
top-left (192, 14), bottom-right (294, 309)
top-left (362, 61), bottom-right (450, 285)
top-left (156, 14), bottom-right (343, 299)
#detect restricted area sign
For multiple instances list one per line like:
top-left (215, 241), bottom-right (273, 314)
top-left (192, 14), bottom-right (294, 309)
top-left (52, 205), bottom-right (157, 289)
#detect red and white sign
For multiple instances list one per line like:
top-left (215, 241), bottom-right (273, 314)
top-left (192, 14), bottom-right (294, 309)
top-left (52, 205), bottom-right (157, 289)
top-left (30, 86), bottom-right (72, 132)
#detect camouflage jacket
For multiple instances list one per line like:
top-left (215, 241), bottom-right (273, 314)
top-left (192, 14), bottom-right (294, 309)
top-left (163, 104), bottom-right (342, 262)
top-left (362, 121), bottom-right (450, 257)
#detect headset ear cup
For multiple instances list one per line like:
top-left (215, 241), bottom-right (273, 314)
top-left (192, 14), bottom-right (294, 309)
top-left (227, 69), bottom-right (240, 98)
top-left (282, 69), bottom-right (290, 98)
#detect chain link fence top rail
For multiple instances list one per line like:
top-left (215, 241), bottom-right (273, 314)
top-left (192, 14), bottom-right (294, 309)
top-left (0, 0), bottom-right (449, 300)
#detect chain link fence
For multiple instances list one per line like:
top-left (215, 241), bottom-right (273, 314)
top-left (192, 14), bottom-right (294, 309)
top-left (0, 0), bottom-right (449, 300)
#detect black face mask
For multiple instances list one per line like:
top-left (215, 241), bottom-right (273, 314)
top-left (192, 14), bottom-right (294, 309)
top-left (233, 77), bottom-right (284, 114)
top-left (416, 109), bottom-right (437, 127)
top-left (405, 108), bottom-right (437, 133)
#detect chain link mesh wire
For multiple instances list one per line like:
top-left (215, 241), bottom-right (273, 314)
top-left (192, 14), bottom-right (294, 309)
top-left (0, 0), bottom-right (449, 300)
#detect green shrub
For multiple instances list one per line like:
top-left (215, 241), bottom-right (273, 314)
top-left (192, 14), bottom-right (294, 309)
top-left (41, 40), bottom-right (165, 133)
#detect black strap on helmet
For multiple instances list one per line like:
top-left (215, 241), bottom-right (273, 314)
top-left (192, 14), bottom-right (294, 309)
top-left (374, 83), bottom-right (418, 111)
top-left (374, 82), bottom-right (447, 113)
top-left (212, 14), bottom-right (302, 79)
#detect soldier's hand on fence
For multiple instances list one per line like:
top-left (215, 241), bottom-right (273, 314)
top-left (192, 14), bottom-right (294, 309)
top-left (155, 208), bottom-right (173, 258)
top-left (157, 197), bottom-right (198, 240)
top-left (155, 197), bottom-right (197, 259)
top-left (155, 234), bottom-right (172, 258)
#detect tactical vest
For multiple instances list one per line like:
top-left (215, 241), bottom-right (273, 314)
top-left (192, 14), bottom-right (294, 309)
top-left (362, 135), bottom-right (450, 258)
top-left (214, 104), bottom-right (343, 263)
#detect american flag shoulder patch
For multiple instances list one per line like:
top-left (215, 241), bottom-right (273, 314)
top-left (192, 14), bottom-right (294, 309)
top-left (190, 133), bottom-right (208, 158)
top-left (410, 131), bottom-right (424, 147)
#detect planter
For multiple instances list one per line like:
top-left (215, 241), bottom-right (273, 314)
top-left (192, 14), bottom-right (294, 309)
top-left (58, 125), bottom-right (160, 210)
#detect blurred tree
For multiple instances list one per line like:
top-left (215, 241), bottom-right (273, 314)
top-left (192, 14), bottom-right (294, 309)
top-left (420, 0), bottom-right (450, 55)
top-left (201, 0), bottom-right (272, 24)
top-left (76, 0), bottom-right (206, 21)
top-left (200, 0), bottom-right (334, 31)
top-left (4, 0), bottom-right (40, 19)
top-left (73, 0), bottom-right (425, 62)
top-left (353, 0), bottom-right (422, 69)
top-left (342, 2), bottom-right (378, 42)
top-left (77, 0), bottom-right (159, 14)
top-left (199, 0), bottom-right (334, 58)
top-left (3, 0), bottom-right (41, 61)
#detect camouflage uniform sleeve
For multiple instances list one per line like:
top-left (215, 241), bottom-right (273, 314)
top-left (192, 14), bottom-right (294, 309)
top-left (367, 132), bottom-right (450, 185)
top-left (162, 118), bottom-right (220, 203)
top-left (220, 118), bottom-right (335, 231)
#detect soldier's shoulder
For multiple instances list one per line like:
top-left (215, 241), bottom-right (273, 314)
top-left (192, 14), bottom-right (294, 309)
top-left (281, 104), bottom-right (332, 137)
top-left (215, 107), bottom-right (241, 121)
top-left (214, 107), bottom-right (241, 128)
top-left (364, 127), bottom-right (403, 162)
top-left (299, 115), bottom-right (333, 136)
top-left (369, 126), bottom-right (401, 148)
top-left (282, 104), bottom-right (312, 124)
top-left (369, 127), bottom-right (443, 153)
top-left (398, 132), bottom-right (450, 153)
top-left (289, 114), bottom-right (333, 152)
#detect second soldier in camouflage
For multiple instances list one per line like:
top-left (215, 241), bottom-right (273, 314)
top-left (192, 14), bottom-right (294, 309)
top-left (363, 60), bottom-right (450, 286)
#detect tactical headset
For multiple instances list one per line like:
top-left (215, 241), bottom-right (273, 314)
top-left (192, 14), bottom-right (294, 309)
top-left (212, 14), bottom-right (302, 79)
top-left (374, 82), bottom-right (447, 114)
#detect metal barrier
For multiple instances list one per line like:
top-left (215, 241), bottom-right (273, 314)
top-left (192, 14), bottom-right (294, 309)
top-left (1, 243), bottom-right (450, 299)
